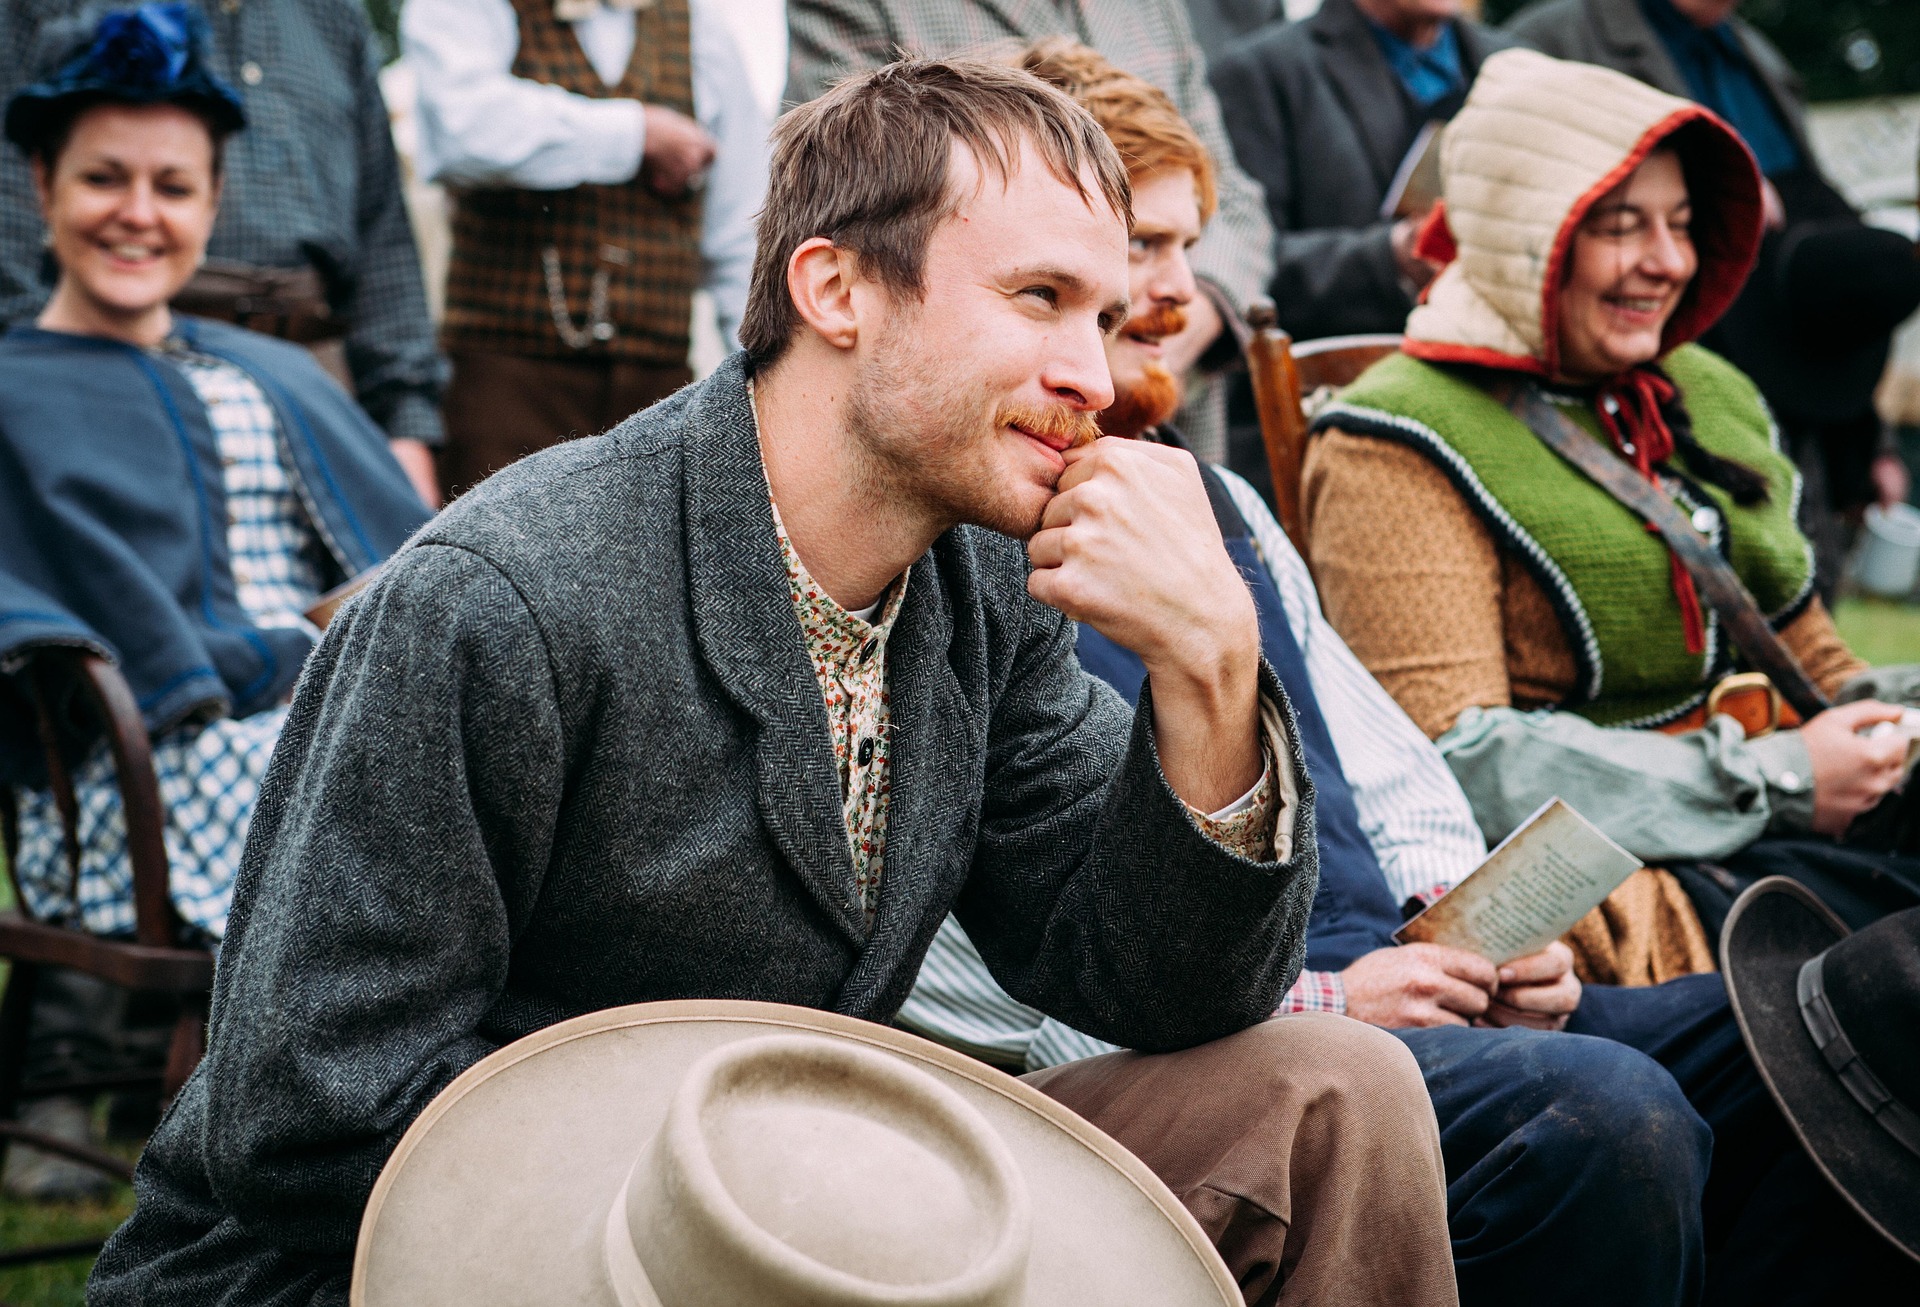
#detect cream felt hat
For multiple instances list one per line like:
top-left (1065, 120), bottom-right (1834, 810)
top-left (351, 1001), bottom-right (1240, 1306)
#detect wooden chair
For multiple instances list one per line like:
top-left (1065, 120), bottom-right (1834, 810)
top-left (0, 648), bottom-right (214, 1268)
top-left (1244, 299), bottom-right (1401, 558)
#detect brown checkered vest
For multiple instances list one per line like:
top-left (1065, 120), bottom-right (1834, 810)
top-left (441, 0), bottom-right (702, 363)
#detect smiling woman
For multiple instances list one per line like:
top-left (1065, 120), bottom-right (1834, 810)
top-left (0, 5), bottom-right (429, 958)
top-left (1301, 48), bottom-right (1919, 979)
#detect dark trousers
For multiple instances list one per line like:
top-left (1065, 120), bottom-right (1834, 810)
top-left (439, 348), bottom-right (691, 499)
top-left (1400, 973), bottom-right (1920, 1307)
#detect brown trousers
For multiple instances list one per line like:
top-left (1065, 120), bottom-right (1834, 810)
top-left (439, 348), bottom-right (692, 500)
top-left (1025, 1013), bottom-right (1456, 1307)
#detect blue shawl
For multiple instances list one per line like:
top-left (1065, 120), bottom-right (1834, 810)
top-left (0, 317), bottom-right (429, 784)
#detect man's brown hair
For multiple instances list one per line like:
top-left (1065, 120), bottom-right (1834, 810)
top-left (739, 56), bottom-right (1133, 370)
top-left (1014, 38), bottom-right (1217, 225)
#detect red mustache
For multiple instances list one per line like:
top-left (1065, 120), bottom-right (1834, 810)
top-left (999, 401), bottom-right (1100, 450)
top-left (1122, 303), bottom-right (1188, 342)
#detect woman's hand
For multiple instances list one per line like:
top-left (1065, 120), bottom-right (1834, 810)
top-left (1801, 700), bottom-right (1911, 836)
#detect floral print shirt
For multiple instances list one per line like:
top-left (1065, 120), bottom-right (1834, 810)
top-left (768, 497), bottom-right (1283, 934)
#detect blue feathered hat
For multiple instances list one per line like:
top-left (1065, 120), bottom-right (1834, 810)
top-left (5, 3), bottom-right (246, 156)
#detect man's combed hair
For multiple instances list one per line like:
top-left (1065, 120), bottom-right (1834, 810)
top-left (740, 56), bottom-right (1133, 370)
top-left (1015, 38), bottom-right (1216, 223)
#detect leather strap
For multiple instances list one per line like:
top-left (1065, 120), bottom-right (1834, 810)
top-left (1497, 380), bottom-right (1830, 721)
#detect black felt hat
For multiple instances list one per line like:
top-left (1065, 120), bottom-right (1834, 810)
top-left (4, 2), bottom-right (245, 157)
top-left (1721, 878), bottom-right (1920, 1264)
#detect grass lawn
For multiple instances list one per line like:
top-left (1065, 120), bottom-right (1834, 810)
top-left (1832, 595), bottom-right (1920, 665)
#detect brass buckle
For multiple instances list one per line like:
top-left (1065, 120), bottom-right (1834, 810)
top-left (1706, 672), bottom-right (1783, 739)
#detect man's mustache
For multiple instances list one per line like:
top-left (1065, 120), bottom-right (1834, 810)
top-left (999, 402), bottom-right (1101, 450)
top-left (1121, 303), bottom-right (1188, 342)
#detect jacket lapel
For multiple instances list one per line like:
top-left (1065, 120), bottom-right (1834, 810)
top-left (680, 359), bottom-right (866, 944)
top-left (1311, 0), bottom-right (1418, 192)
top-left (1591, 0), bottom-right (1688, 96)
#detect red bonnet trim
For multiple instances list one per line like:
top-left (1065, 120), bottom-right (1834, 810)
top-left (1400, 337), bottom-right (1548, 375)
top-left (1535, 106), bottom-right (1760, 378)
top-left (1415, 201), bottom-right (1458, 266)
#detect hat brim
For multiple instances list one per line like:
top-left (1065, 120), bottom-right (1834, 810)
top-left (350, 1000), bottom-right (1242, 1305)
top-left (1721, 878), bottom-right (1920, 1263)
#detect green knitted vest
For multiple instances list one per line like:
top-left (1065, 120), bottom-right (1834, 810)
top-left (1316, 345), bottom-right (1814, 727)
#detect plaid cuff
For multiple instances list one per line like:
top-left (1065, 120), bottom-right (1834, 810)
top-left (377, 391), bottom-right (446, 446)
top-left (1276, 969), bottom-right (1346, 1015)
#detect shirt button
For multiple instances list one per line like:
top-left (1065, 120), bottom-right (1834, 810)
top-left (1777, 770), bottom-right (1804, 794)
top-left (1690, 506), bottom-right (1718, 533)
top-left (856, 737), bottom-right (875, 767)
top-left (858, 637), bottom-right (878, 664)
top-left (240, 61), bottom-right (263, 85)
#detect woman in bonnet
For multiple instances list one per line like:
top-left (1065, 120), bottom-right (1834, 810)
top-left (0, 2), bottom-right (428, 953)
top-left (1303, 50), bottom-right (1918, 979)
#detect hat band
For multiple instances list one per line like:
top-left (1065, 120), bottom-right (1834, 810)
top-left (1798, 954), bottom-right (1920, 1160)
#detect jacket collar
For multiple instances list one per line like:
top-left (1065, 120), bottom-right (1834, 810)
top-left (677, 356), bottom-right (959, 949)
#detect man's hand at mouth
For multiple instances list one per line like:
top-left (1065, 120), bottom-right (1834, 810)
top-left (1027, 439), bottom-right (1263, 812)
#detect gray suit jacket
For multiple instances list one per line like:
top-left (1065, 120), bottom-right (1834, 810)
top-left (89, 355), bottom-right (1316, 1306)
top-left (785, 0), bottom-right (1275, 314)
top-left (1505, 0), bottom-right (1812, 159)
top-left (1211, 0), bottom-right (1513, 340)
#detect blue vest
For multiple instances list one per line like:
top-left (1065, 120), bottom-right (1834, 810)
top-left (0, 318), bottom-right (430, 785)
top-left (1073, 459), bottom-right (1404, 970)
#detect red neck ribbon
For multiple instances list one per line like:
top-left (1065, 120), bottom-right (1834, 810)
top-left (1593, 368), bottom-right (1707, 656)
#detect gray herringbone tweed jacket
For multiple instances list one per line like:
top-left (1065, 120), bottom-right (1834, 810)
top-left (786, 0), bottom-right (1275, 317)
top-left (90, 356), bottom-right (1317, 1306)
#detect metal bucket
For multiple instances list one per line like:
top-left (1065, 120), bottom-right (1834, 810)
top-left (1851, 502), bottom-right (1920, 599)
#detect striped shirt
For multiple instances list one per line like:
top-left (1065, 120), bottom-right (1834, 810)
top-left (895, 465), bottom-right (1487, 1070)
top-left (12, 345), bottom-right (328, 942)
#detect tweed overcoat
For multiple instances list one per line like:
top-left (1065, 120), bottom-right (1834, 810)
top-left (89, 355), bottom-right (1318, 1306)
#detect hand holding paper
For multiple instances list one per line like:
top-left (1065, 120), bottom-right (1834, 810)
top-left (1395, 798), bottom-right (1642, 966)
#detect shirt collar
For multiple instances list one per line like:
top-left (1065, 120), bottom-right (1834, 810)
top-left (1365, 18), bottom-right (1465, 110)
top-left (749, 379), bottom-right (911, 654)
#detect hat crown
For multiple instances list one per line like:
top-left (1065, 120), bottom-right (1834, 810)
top-left (1820, 909), bottom-right (1920, 1113)
top-left (611, 1033), bottom-right (1032, 1306)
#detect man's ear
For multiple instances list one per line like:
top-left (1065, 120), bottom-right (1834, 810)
top-left (786, 236), bottom-right (862, 351)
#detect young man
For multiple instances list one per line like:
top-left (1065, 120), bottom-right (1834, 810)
top-left (903, 43), bottom-right (1920, 1307)
top-left (786, 0), bottom-right (1273, 464)
top-left (88, 58), bottom-right (1455, 1307)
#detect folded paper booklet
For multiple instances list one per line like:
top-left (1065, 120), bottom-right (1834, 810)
top-left (1378, 119), bottom-right (1445, 221)
top-left (1395, 797), bottom-right (1642, 964)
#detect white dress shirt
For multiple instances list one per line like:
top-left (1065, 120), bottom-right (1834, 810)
top-left (402, 0), bottom-right (766, 345)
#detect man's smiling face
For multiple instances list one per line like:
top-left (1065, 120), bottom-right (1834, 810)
top-left (844, 137), bottom-right (1130, 540)
top-left (1098, 168), bottom-right (1203, 441)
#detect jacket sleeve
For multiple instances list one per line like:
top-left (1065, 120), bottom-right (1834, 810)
top-left (339, 30), bottom-right (448, 444)
top-left (953, 595), bottom-right (1316, 1055)
top-left (1209, 43), bottom-right (1409, 339)
top-left (1169, 14), bottom-right (1274, 313)
top-left (101, 544), bottom-right (566, 1303)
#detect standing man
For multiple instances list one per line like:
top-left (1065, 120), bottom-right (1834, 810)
top-left (787, 0), bottom-right (1273, 465)
top-left (88, 57), bottom-right (1456, 1307)
top-left (405, 0), bottom-right (766, 498)
top-left (1209, 0), bottom-right (1513, 342)
top-left (1507, 0), bottom-right (1920, 595)
top-left (0, 0), bottom-right (447, 507)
